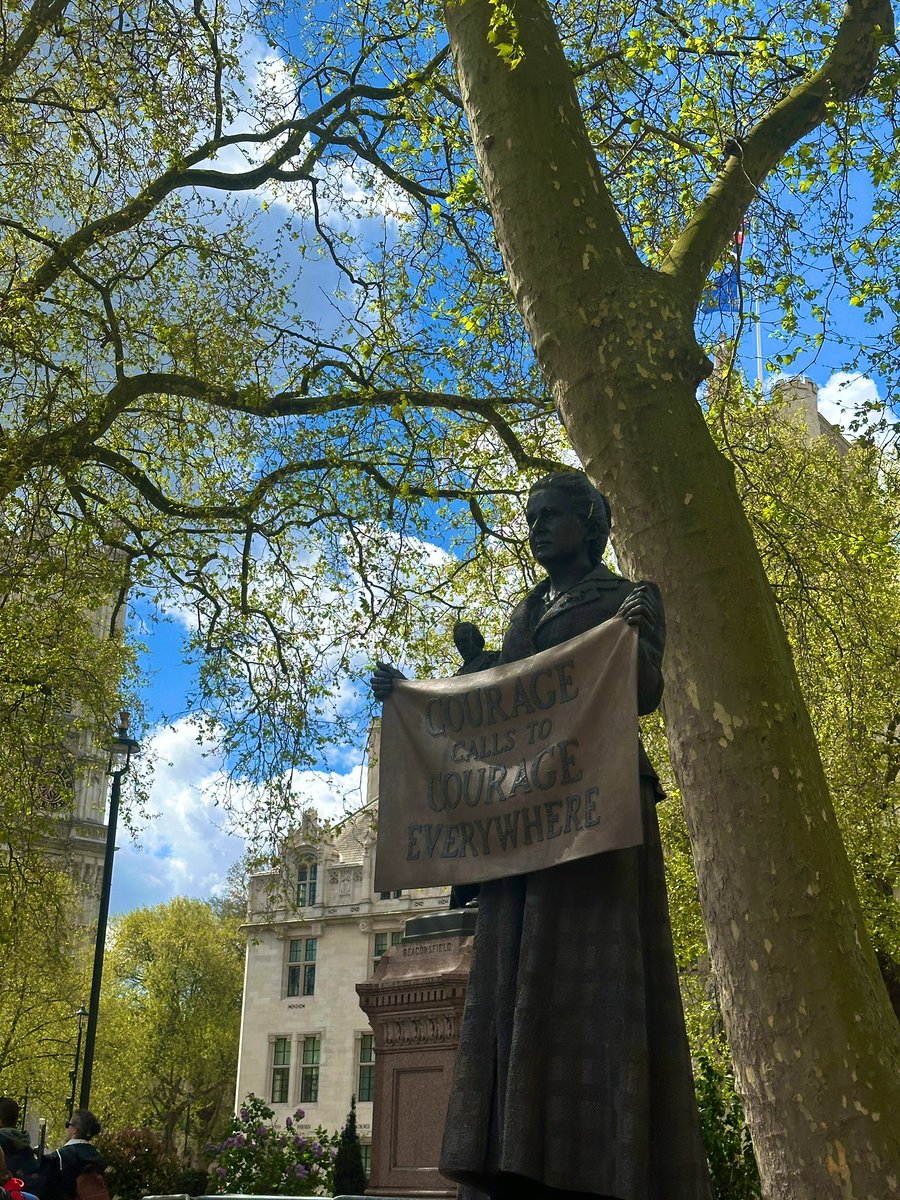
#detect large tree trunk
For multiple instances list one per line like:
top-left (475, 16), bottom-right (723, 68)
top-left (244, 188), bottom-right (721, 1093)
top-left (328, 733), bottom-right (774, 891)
top-left (444, 0), bottom-right (900, 1195)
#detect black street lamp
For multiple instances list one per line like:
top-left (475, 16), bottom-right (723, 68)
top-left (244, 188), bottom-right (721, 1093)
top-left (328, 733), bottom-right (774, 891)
top-left (183, 1086), bottom-right (194, 1160)
top-left (66, 1006), bottom-right (88, 1122)
top-left (79, 712), bottom-right (140, 1111)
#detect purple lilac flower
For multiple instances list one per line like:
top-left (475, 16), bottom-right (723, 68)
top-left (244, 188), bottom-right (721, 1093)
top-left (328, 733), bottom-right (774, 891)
top-left (239, 1108), bottom-right (250, 1121)
top-left (234, 1133), bottom-right (246, 1147)
top-left (215, 1167), bottom-right (227, 1178)
top-left (294, 1136), bottom-right (307, 1150)
top-left (294, 1166), bottom-right (308, 1179)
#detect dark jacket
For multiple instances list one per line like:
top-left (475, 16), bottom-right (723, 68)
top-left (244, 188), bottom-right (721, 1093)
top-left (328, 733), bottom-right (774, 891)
top-left (0, 1130), bottom-right (40, 1196)
top-left (58, 1143), bottom-right (106, 1200)
top-left (40, 1144), bottom-right (106, 1200)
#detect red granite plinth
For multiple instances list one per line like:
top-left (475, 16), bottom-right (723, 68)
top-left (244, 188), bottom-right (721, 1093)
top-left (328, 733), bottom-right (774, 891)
top-left (356, 923), bottom-right (473, 1199)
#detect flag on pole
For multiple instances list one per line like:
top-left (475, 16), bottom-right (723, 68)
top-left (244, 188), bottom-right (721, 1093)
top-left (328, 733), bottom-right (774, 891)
top-left (700, 224), bottom-right (747, 313)
top-left (700, 264), bottom-right (740, 312)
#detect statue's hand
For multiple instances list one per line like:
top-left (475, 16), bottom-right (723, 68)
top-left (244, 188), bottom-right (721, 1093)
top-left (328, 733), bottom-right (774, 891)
top-left (371, 662), bottom-right (407, 700)
top-left (616, 583), bottom-right (658, 637)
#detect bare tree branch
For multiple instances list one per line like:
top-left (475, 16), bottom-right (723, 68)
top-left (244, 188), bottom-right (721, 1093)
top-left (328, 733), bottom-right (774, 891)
top-left (12, 52), bottom-right (452, 302)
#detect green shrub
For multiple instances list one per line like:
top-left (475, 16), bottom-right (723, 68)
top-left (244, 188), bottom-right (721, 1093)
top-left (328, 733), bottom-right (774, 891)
top-left (94, 1128), bottom-right (181, 1200)
top-left (695, 1054), bottom-right (762, 1200)
top-left (174, 1167), bottom-right (209, 1195)
top-left (207, 1095), bottom-right (335, 1196)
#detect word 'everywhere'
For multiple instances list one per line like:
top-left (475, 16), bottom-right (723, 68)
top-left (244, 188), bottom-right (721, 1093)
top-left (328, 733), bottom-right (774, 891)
top-left (407, 787), bottom-right (603, 861)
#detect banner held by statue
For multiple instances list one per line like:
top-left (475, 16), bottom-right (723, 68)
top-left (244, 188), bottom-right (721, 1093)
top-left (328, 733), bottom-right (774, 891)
top-left (374, 617), bottom-right (642, 890)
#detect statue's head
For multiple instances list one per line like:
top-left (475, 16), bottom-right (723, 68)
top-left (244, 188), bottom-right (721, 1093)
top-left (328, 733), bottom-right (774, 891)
top-left (527, 471), bottom-right (611, 566)
top-left (453, 620), bottom-right (485, 661)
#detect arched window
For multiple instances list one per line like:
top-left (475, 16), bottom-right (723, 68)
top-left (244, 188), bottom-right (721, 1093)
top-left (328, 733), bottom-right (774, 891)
top-left (296, 859), bottom-right (318, 906)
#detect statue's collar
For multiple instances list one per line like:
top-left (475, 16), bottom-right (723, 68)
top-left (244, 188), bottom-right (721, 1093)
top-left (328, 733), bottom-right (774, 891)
top-left (529, 563), bottom-right (621, 627)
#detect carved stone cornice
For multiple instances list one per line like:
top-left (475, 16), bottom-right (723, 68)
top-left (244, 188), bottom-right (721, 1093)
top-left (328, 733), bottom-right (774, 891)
top-left (380, 1011), bottom-right (459, 1049)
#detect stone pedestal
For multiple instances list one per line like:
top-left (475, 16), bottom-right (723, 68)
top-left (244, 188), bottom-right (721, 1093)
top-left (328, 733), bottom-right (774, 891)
top-left (356, 909), bottom-right (476, 1199)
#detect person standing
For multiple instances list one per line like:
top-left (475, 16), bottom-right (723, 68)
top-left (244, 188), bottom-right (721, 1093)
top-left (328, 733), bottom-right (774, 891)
top-left (0, 1099), bottom-right (38, 1189)
top-left (0, 1144), bottom-right (37, 1200)
top-left (46, 1112), bottom-right (106, 1200)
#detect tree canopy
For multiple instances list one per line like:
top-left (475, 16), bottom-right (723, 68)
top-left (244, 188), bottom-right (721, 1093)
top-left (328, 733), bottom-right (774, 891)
top-left (92, 898), bottom-right (244, 1155)
top-left (2, 0), bottom-right (897, 786)
top-left (0, 861), bottom-right (88, 1126)
top-left (657, 386), bottom-right (900, 1036)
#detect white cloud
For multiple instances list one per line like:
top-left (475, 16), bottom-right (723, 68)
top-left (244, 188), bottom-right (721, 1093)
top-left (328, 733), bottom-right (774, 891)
top-left (112, 717), bottom-right (365, 914)
top-left (817, 372), bottom-right (882, 435)
top-left (189, 32), bottom-right (415, 226)
top-left (199, 40), bottom-right (298, 190)
top-left (271, 759), bottom-right (366, 823)
top-left (150, 589), bottom-right (198, 632)
top-left (146, 523), bottom-right (462, 717)
top-left (816, 372), bottom-right (899, 448)
top-left (111, 719), bottom-right (242, 912)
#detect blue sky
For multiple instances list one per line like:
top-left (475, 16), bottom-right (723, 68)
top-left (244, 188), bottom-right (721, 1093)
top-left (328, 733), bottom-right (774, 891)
top-left (111, 601), bottom-right (369, 914)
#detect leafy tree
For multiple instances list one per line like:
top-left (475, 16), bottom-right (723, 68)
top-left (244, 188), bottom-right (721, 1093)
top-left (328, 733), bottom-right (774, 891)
top-left (714, 389), bottom-right (900, 1006)
top-left (440, 3), bottom-right (900, 1192)
top-left (0, 880), bottom-right (88, 1134)
top-left (4, 0), bottom-right (900, 1193)
top-left (0, 499), bottom-right (138, 1128)
top-left (654, 386), bottom-right (900, 1185)
top-left (91, 898), bottom-right (244, 1155)
top-left (332, 1096), bottom-right (368, 1198)
top-left (208, 857), bottom-right (253, 924)
top-left (658, 386), bottom-right (900, 1001)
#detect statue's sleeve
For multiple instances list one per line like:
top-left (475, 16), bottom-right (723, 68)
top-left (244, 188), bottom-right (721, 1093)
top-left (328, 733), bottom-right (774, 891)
top-left (636, 580), bottom-right (666, 716)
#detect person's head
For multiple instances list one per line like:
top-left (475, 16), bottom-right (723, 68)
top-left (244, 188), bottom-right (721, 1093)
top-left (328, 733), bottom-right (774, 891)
top-left (453, 621), bottom-right (485, 661)
top-left (526, 471), bottom-right (612, 569)
top-left (0, 1097), bottom-right (19, 1128)
top-left (67, 1110), bottom-right (101, 1141)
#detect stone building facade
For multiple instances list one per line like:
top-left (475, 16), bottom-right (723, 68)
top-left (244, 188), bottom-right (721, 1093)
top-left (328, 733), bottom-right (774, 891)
top-left (42, 586), bottom-right (126, 927)
top-left (774, 374), bottom-right (851, 456)
top-left (235, 750), bottom-right (450, 1162)
top-left (50, 724), bottom-right (111, 925)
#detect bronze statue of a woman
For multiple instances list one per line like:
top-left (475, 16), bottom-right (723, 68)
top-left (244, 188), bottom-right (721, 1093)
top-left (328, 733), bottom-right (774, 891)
top-left (372, 471), bottom-right (712, 1200)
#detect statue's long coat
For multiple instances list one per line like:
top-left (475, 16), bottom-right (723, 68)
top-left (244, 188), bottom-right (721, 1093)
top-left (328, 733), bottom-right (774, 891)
top-left (439, 565), bottom-right (712, 1200)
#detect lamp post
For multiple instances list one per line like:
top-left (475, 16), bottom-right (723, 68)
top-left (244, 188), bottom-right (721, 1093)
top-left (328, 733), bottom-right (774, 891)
top-left (79, 711), bottom-right (140, 1110)
top-left (183, 1086), bottom-right (194, 1160)
top-left (66, 1006), bottom-right (88, 1121)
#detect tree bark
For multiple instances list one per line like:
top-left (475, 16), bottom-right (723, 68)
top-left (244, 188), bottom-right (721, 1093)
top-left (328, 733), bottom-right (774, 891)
top-left (444, 0), bottom-right (900, 1195)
